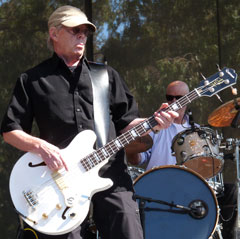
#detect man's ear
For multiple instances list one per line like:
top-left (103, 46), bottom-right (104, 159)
top-left (49, 27), bottom-right (59, 42)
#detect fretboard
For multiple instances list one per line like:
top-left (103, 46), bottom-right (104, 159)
top-left (80, 88), bottom-right (200, 171)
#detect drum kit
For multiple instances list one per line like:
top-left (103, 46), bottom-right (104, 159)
top-left (129, 97), bottom-right (240, 239)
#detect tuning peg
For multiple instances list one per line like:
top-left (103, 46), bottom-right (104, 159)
top-left (200, 72), bottom-right (206, 80)
top-left (216, 64), bottom-right (221, 71)
top-left (215, 94), bottom-right (223, 102)
top-left (216, 64), bottom-right (225, 77)
top-left (224, 79), bottom-right (229, 84)
top-left (231, 86), bottom-right (238, 95)
top-left (200, 73), bottom-right (209, 85)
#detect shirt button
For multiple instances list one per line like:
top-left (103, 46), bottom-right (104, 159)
top-left (78, 124), bottom-right (83, 129)
top-left (76, 108), bottom-right (81, 112)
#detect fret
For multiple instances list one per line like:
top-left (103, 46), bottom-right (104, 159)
top-left (87, 157), bottom-right (94, 168)
top-left (101, 148), bottom-right (109, 157)
top-left (126, 131), bottom-right (135, 141)
top-left (110, 141), bottom-right (119, 152)
top-left (134, 124), bottom-right (144, 136)
top-left (194, 88), bottom-right (200, 97)
top-left (178, 98), bottom-right (187, 107)
top-left (81, 158), bottom-right (88, 170)
top-left (96, 149), bottom-right (105, 161)
top-left (112, 140), bottom-right (120, 151)
top-left (115, 139), bottom-right (122, 148)
top-left (142, 121), bottom-right (151, 132)
top-left (82, 159), bottom-right (90, 170)
top-left (184, 95), bottom-right (191, 103)
top-left (176, 100), bottom-right (182, 109)
top-left (170, 102), bottom-right (180, 111)
top-left (130, 129), bottom-right (139, 137)
top-left (93, 152), bottom-right (101, 163)
top-left (106, 143), bottom-right (115, 155)
top-left (148, 118), bottom-right (158, 129)
top-left (121, 133), bottom-right (130, 145)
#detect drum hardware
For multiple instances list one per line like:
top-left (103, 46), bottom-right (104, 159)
top-left (211, 223), bottom-right (223, 239)
top-left (207, 173), bottom-right (224, 198)
top-left (203, 136), bottom-right (222, 179)
top-left (234, 139), bottom-right (240, 239)
top-left (216, 132), bottom-right (224, 147)
top-left (128, 166), bottom-right (145, 181)
top-left (188, 108), bottom-right (196, 132)
top-left (220, 138), bottom-right (234, 151)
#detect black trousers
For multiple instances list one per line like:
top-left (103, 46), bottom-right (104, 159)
top-left (16, 191), bottom-right (143, 239)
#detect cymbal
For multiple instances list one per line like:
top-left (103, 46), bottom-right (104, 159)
top-left (208, 97), bottom-right (240, 127)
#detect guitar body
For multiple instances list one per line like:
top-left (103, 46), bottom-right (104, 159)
top-left (9, 130), bottom-right (113, 235)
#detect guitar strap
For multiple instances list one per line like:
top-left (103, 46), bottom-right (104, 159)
top-left (88, 62), bottom-right (110, 148)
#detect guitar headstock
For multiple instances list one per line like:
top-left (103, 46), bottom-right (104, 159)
top-left (197, 68), bottom-right (237, 97)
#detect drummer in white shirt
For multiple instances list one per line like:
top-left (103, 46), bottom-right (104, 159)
top-left (126, 80), bottom-right (191, 169)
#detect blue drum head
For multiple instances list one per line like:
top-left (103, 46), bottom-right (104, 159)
top-left (134, 166), bottom-right (218, 239)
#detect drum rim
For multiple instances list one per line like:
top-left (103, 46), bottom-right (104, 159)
top-left (133, 165), bottom-right (219, 237)
top-left (172, 126), bottom-right (217, 145)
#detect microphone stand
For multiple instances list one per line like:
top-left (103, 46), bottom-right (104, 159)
top-left (135, 194), bottom-right (207, 238)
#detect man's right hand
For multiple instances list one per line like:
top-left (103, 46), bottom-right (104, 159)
top-left (3, 130), bottom-right (68, 171)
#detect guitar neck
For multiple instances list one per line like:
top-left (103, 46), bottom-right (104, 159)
top-left (80, 88), bottom-right (200, 171)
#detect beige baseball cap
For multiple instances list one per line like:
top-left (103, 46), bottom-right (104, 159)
top-left (48, 5), bottom-right (96, 32)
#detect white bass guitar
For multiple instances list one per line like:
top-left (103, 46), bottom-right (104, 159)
top-left (9, 67), bottom-right (237, 235)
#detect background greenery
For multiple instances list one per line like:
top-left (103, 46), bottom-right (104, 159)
top-left (0, 0), bottom-right (240, 238)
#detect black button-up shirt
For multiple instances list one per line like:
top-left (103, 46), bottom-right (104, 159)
top-left (1, 53), bottom-right (139, 191)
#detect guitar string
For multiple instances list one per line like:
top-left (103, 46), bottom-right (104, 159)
top-left (79, 83), bottom-right (205, 170)
top-left (27, 82), bottom-right (210, 197)
top-left (26, 83), bottom-right (210, 197)
top-left (26, 81), bottom-right (223, 200)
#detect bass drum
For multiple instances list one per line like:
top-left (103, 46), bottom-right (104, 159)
top-left (134, 166), bottom-right (219, 239)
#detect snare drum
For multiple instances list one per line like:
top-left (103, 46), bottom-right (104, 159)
top-left (134, 165), bottom-right (219, 239)
top-left (172, 127), bottom-right (223, 179)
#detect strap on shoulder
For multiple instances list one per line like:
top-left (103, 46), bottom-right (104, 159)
top-left (88, 62), bottom-right (110, 148)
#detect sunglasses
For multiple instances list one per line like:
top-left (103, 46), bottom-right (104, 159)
top-left (63, 26), bottom-right (92, 37)
top-left (166, 95), bottom-right (183, 101)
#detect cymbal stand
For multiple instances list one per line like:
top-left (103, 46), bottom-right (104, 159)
top-left (231, 98), bottom-right (240, 128)
top-left (234, 139), bottom-right (240, 238)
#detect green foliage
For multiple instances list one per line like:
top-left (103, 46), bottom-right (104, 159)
top-left (100, 0), bottom-right (240, 126)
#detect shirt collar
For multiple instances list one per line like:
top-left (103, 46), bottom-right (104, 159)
top-left (51, 53), bottom-right (90, 71)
